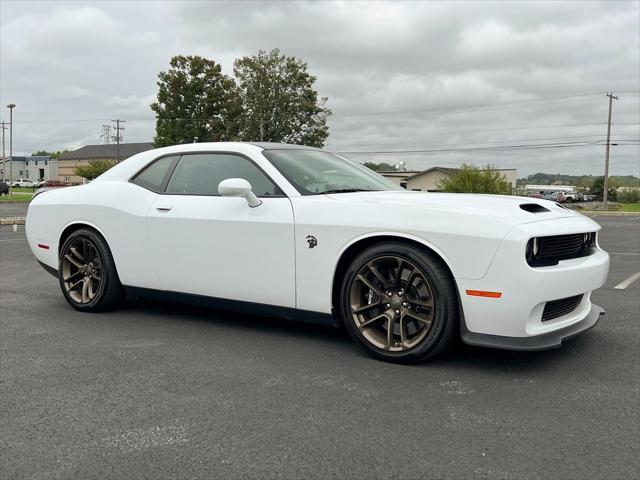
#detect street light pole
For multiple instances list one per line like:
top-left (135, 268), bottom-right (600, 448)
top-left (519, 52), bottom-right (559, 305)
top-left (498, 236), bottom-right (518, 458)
top-left (603, 93), bottom-right (618, 209)
top-left (1, 121), bottom-right (6, 181)
top-left (7, 104), bottom-right (15, 194)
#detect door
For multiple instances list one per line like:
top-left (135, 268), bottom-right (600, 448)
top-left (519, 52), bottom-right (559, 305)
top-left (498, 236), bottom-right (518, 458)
top-left (146, 153), bottom-right (296, 308)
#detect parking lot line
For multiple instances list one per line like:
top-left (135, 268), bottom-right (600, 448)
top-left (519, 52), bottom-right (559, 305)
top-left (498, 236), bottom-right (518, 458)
top-left (614, 272), bottom-right (640, 290)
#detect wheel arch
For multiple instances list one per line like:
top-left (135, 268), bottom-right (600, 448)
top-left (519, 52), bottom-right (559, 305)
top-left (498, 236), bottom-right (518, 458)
top-left (58, 221), bottom-right (110, 255)
top-left (331, 233), bottom-right (458, 321)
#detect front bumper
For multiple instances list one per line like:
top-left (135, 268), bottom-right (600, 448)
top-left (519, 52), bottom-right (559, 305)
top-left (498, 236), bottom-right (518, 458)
top-left (457, 216), bottom-right (610, 344)
top-left (461, 303), bottom-right (604, 351)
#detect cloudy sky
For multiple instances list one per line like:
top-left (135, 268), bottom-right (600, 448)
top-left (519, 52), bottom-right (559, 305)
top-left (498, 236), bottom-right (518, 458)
top-left (1, 0), bottom-right (639, 177)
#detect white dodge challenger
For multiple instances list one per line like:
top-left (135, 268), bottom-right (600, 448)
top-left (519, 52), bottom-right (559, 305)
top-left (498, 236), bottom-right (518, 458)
top-left (26, 143), bottom-right (610, 363)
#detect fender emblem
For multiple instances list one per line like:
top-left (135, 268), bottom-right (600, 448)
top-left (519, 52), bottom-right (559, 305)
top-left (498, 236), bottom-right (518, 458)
top-left (306, 235), bottom-right (318, 249)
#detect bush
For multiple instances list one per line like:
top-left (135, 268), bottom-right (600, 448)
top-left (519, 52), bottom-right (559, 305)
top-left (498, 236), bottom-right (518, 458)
top-left (617, 189), bottom-right (640, 203)
top-left (73, 160), bottom-right (116, 181)
top-left (437, 164), bottom-right (512, 194)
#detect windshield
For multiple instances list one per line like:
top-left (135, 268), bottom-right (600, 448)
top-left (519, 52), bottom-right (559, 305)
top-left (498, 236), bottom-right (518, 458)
top-left (262, 149), bottom-right (402, 195)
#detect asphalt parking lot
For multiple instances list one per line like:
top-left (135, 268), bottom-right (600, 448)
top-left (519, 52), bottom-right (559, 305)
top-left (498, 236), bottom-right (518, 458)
top-left (1, 216), bottom-right (638, 479)
top-left (0, 202), bottom-right (29, 218)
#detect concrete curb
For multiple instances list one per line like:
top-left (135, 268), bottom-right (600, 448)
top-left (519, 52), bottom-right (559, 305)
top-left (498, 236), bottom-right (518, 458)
top-left (581, 211), bottom-right (640, 216)
top-left (0, 216), bottom-right (26, 225)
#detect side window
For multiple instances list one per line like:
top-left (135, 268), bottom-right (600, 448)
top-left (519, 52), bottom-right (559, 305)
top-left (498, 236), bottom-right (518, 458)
top-left (165, 154), bottom-right (282, 197)
top-left (131, 156), bottom-right (177, 192)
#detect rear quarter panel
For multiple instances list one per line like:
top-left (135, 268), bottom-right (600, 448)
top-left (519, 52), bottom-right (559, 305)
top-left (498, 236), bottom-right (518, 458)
top-left (26, 182), bottom-right (159, 287)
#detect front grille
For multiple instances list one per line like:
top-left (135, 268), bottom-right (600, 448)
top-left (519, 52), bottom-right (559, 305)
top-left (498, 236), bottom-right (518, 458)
top-left (540, 234), bottom-right (586, 257)
top-left (542, 294), bottom-right (584, 321)
top-left (527, 232), bottom-right (596, 267)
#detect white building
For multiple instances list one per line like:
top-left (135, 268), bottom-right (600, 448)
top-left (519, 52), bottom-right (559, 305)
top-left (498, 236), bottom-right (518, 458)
top-left (380, 167), bottom-right (517, 192)
top-left (0, 155), bottom-right (58, 182)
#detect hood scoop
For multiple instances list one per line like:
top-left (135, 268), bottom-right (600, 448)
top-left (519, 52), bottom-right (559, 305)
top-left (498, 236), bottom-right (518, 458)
top-left (520, 203), bottom-right (550, 213)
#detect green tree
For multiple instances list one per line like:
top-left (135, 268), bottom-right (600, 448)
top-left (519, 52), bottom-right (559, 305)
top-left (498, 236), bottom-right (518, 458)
top-left (233, 49), bottom-right (331, 147)
top-left (590, 176), bottom-right (620, 201)
top-left (73, 160), bottom-right (115, 180)
top-left (577, 176), bottom-right (593, 193)
top-left (32, 150), bottom-right (69, 159)
top-left (617, 189), bottom-right (640, 203)
top-left (151, 55), bottom-right (243, 147)
top-left (437, 164), bottom-right (512, 194)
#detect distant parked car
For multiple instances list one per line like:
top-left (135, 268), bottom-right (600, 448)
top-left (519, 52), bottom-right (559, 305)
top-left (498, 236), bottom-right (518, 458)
top-left (529, 193), bottom-right (544, 199)
top-left (38, 180), bottom-right (71, 188)
top-left (12, 178), bottom-right (37, 188)
top-left (33, 181), bottom-right (73, 200)
top-left (551, 191), bottom-right (567, 203)
top-left (0, 181), bottom-right (9, 196)
top-left (562, 192), bottom-right (581, 203)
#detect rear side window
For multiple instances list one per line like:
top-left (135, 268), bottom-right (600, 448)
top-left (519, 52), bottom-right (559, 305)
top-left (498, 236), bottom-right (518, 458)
top-left (131, 156), bottom-right (177, 191)
top-left (165, 153), bottom-right (282, 197)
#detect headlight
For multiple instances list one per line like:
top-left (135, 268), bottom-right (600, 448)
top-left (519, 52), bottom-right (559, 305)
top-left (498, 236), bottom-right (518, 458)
top-left (526, 237), bottom-right (541, 264)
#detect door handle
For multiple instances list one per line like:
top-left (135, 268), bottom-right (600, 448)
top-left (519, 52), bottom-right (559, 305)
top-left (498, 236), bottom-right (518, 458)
top-left (155, 205), bottom-right (173, 212)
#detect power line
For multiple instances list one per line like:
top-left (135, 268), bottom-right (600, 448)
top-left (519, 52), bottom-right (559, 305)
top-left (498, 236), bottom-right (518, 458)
top-left (329, 133), bottom-right (640, 149)
top-left (6, 118), bottom-right (112, 124)
top-left (337, 141), bottom-right (638, 155)
top-left (332, 134), bottom-right (640, 153)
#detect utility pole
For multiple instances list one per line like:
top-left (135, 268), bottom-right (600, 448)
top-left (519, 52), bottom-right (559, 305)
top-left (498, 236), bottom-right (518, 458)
top-left (111, 118), bottom-right (126, 162)
top-left (603, 92), bottom-right (618, 209)
top-left (1, 121), bottom-right (6, 181)
top-left (7, 104), bottom-right (15, 193)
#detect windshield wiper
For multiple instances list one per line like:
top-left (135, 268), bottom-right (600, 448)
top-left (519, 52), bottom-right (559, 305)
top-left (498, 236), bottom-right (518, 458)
top-left (320, 188), bottom-right (376, 194)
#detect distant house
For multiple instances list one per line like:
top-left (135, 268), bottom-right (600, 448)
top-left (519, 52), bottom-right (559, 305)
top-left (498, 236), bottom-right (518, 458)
top-left (57, 142), bottom-right (154, 183)
top-left (379, 167), bottom-right (517, 192)
top-left (0, 155), bottom-right (57, 182)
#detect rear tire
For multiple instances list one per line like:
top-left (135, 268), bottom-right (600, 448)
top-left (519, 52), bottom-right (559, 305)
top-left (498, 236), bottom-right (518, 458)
top-left (340, 242), bottom-right (458, 364)
top-left (59, 228), bottom-right (125, 312)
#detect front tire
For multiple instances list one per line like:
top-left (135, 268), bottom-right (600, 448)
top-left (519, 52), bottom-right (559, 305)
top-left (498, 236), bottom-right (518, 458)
top-left (340, 242), bottom-right (458, 363)
top-left (59, 228), bottom-right (125, 312)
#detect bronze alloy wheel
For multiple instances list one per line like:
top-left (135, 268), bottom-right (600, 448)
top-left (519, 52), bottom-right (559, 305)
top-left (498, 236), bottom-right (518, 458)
top-left (349, 255), bottom-right (436, 352)
top-left (61, 236), bottom-right (104, 304)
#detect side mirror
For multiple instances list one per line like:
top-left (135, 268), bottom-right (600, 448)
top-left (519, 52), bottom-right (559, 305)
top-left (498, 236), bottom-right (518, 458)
top-left (218, 178), bottom-right (262, 208)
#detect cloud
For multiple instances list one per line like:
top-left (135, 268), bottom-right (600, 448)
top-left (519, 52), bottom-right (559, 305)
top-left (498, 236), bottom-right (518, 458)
top-left (1, 0), bottom-right (638, 176)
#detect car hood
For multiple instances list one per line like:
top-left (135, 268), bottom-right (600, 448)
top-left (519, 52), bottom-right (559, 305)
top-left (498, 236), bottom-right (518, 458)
top-left (325, 190), bottom-right (583, 224)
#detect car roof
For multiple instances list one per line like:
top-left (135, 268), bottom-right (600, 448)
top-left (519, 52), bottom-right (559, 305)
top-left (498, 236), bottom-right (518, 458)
top-left (248, 142), bottom-right (325, 152)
